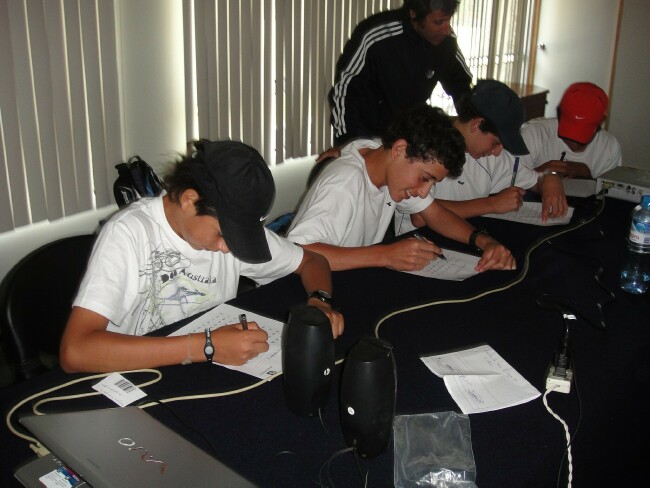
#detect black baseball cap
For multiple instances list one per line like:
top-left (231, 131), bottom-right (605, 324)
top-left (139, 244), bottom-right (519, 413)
top-left (190, 140), bottom-right (275, 264)
top-left (470, 79), bottom-right (529, 155)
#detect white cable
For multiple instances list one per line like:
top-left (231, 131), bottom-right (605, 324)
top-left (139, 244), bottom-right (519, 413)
top-left (543, 387), bottom-right (573, 488)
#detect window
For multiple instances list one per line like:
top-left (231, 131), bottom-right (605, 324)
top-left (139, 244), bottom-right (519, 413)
top-left (431, 0), bottom-right (537, 113)
top-left (0, 0), bottom-right (122, 233)
top-left (185, 0), bottom-right (401, 164)
top-left (1, 0), bottom-right (536, 234)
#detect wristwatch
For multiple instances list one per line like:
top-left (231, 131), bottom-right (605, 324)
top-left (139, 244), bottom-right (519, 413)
top-left (307, 289), bottom-right (337, 309)
top-left (203, 329), bottom-right (214, 363)
top-left (469, 228), bottom-right (490, 252)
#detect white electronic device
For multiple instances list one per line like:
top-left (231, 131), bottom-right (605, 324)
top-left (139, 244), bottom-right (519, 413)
top-left (596, 166), bottom-right (650, 202)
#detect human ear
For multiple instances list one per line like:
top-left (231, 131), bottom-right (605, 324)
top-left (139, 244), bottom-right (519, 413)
top-left (393, 139), bottom-right (408, 159)
top-left (179, 189), bottom-right (200, 212)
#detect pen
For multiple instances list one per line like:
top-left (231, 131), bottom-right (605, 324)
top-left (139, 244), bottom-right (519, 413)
top-left (239, 313), bottom-right (248, 330)
top-left (560, 151), bottom-right (566, 161)
top-left (510, 156), bottom-right (520, 187)
top-left (413, 232), bottom-right (447, 260)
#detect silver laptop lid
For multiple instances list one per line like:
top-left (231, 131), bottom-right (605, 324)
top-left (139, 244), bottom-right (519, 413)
top-left (20, 407), bottom-right (257, 488)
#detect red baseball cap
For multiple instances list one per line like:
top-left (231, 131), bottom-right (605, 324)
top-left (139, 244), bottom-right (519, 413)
top-left (558, 82), bottom-right (608, 144)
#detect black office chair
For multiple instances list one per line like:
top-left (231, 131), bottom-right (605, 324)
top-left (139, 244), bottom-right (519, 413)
top-left (0, 234), bottom-right (96, 382)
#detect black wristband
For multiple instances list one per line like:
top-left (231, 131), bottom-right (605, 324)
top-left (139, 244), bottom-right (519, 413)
top-left (203, 329), bottom-right (214, 363)
top-left (469, 228), bottom-right (489, 251)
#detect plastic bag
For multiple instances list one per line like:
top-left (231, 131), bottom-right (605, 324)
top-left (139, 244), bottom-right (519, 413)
top-left (394, 412), bottom-right (477, 488)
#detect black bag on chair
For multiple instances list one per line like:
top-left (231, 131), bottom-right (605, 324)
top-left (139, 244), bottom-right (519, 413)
top-left (113, 156), bottom-right (165, 208)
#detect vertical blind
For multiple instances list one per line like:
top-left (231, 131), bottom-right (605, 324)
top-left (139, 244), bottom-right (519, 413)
top-left (187, 0), bottom-right (535, 164)
top-left (0, 0), bottom-right (122, 233)
top-left (2, 0), bottom-right (535, 233)
top-left (185, 0), bottom-right (401, 165)
top-left (431, 0), bottom-right (535, 113)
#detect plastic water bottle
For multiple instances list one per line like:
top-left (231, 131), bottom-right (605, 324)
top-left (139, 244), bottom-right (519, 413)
top-left (620, 194), bottom-right (650, 294)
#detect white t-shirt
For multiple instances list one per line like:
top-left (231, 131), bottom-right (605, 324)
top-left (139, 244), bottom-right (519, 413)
top-left (435, 152), bottom-right (538, 200)
top-left (520, 118), bottom-right (622, 177)
top-left (395, 151), bottom-right (538, 235)
top-left (74, 196), bottom-right (303, 336)
top-left (287, 139), bottom-right (433, 247)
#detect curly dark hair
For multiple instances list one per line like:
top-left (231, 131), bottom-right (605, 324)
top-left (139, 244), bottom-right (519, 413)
top-left (380, 104), bottom-right (466, 178)
top-left (163, 155), bottom-right (218, 218)
top-left (455, 92), bottom-right (500, 136)
top-left (403, 0), bottom-right (460, 20)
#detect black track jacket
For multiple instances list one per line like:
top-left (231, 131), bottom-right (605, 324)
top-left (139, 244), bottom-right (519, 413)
top-left (329, 8), bottom-right (472, 145)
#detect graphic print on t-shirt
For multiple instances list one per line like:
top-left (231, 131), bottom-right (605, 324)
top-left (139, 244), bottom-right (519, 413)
top-left (131, 245), bottom-right (217, 335)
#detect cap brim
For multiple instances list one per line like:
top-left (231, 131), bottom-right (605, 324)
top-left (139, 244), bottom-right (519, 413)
top-left (558, 120), bottom-right (596, 145)
top-left (218, 213), bottom-right (272, 264)
top-left (499, 130), bottom-right (529, 156)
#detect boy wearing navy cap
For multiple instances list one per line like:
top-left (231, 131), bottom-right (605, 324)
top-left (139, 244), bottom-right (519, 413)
top-left (398, 80), bottom-right (568, 228)
top-left (61, 141), bottom-right (343, 373)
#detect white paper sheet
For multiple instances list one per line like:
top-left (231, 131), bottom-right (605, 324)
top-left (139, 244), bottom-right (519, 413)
top-left (484, 201), bottom-right (574, 226)
top-left (169, 303), bottom-right (284, 379)
top-left (402, 248), bottom-right (480, 281)
top-left (421, 344), bottom-right (540, 414)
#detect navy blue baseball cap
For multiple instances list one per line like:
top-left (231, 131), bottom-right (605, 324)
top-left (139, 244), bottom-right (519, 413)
top-left (470, 79), bottom-right (529, 155)
top-left (190, 140), bottom-right (275, 263)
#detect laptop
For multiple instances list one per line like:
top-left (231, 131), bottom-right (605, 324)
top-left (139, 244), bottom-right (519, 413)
top-left (18, 406), bottom-right (257, 488)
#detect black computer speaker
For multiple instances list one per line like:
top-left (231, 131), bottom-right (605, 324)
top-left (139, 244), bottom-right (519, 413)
top-left (282, 304), bottom-right (335, 416)
top-left (339, 337), bottom-right (396, 458)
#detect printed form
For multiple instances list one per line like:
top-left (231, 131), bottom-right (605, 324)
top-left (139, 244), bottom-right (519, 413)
top-left (169, 303), bottom-right (285, 379)
top-left (403, 248), bottom-right (480, 281)
top-left (421, 344), bottom-right (540, 414)
top-left (484, 201), bottom-right (574, 226)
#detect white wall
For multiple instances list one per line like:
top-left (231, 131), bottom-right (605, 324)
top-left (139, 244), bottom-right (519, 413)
top-left (608, 0), bottom-right (650, 169)
top-left (534, 0), bottom-right (649, 170)
top-left (118, 0), bottom-right (187, 174)
top-left (534, 0), bottom-right (618, 117)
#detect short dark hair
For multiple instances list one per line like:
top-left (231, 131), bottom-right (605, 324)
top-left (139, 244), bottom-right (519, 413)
top-left (404, 0), bottom-right (460, 20)
top-left (455, 92), bottom-right (500, 136)
top-left (381, 104), bottom-right (466, 178)
top-left (163, 155), bottom-right (218, 218)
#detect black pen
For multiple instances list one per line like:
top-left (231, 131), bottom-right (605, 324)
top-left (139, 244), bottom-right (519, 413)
top-left (239, 313), bottom-right (248, 330)
top-left (413, 232), bottom-right (447, 260)
top-left (560, 151), bottom-right (566, 161)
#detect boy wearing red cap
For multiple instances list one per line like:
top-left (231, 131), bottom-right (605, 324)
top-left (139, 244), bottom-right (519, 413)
top-left (520, 82), bottom-right (622, 178)
top-left (60, 141), bottom-right (343, 373)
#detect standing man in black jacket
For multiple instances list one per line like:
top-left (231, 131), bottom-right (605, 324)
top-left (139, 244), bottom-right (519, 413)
top-left (328, 0), bottom-right (472, 149)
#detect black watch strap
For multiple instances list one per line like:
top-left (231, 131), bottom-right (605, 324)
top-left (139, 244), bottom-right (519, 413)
top-left (307, 290), bottom-right (337, 310)
top-left (469, 228), bottom-right (489, 252)
top-left (203, 329), bottom-right (215, 363)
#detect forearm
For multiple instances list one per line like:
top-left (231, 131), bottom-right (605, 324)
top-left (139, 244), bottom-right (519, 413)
top-left (422, 202), bottom-right (476, 245)
top-left (60, 326), bottom-right (202, 373)
top-left (294, 248), bottom-right (334, 293)
top-left (436, 198), bottom-right (499, 219)
top-left (302, 242), bottom-right (388, 271)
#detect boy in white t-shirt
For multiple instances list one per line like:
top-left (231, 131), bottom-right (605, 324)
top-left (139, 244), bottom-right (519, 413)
top-left (287, 104), bottom-right (516, 273)
top-left (397, 80), bottom-right (567, 232)
top-left (520, 82), bottom-right (622, 178)
top-left (60, 141), bottom-right (343, 373)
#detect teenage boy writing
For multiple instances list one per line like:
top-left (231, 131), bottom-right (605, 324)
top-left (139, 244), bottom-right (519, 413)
top-left (60, 141), bottom-right (343, 373)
